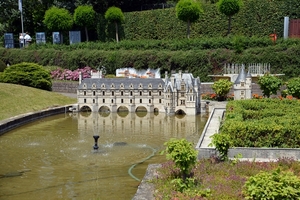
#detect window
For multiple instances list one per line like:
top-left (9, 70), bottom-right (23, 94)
top-left (159, 99), bottom-right (162, 103)
top-left (102, 91), bottom-right (105, 95)
top-left (93, 91), bottom-right (96, 96)
top-left (130, 99), bottom-right (132, 104)
top-left (130, 91), bottom-right (133, 96)
top-left (140, 91), bottom-right (142, 96)
top-left (181, 93), bottom-right (185, 97)
top-left (241, 82), bottom-right (245, 87)
top-left (121, 99), bottom-right (124, 103)
top-left (103, 99), bottom-right (105, 103)
top-left (181, 84), bottom-right (185, 90)
top-left (111, 99), bottom-right (113, 103)
top-left (140, 99), bottom-right (142, 103)
top-left (112, 91), bottom-right (114, 96)
top-left (149, 99), bottom-right (151, 103)
top-left (84, 99), bottom-right (86, 103)
top-left (84, 91), bottom-right (86, 96)
top-left (180, 100), bottom-right (185, 105)
top-left (121, 91), bottom-right (124, 96)
top-left (149, 91), bottom-right (151, 96)
top-left (159, 91), bottom-right (162, 96)
top-left (241, 91), bottom-right (245, 95)
top-left (93, 99), bottom-right (95, 103)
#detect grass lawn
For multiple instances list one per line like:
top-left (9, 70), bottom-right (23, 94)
top-left (0, 83), bottom-right (77, 121)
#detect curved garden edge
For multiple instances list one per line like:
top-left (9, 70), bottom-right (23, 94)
top-left (0, 105), bottom-right (74, 136)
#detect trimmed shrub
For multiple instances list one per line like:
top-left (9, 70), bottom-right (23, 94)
top-left (0, 62), bottom-right (52, 91)
top-left (287, 77), bottom-right (300, 99)
top-left (243, 168), bottom-right (300, 200)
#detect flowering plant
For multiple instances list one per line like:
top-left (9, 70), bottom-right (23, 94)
top-left (252, 93), bottom-right (263, 99)
top-left (51, 66), bottom-right (95, 81)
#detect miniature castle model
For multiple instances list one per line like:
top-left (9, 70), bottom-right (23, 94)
top-left (76, 68), bottom-right (201, 115)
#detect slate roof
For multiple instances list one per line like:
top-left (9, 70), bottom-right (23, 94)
top-left (78, 78), bottom-right (165, 90)
top-left (234, 67), bottom-right (246, 84)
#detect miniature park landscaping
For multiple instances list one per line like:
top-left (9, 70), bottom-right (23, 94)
top-left (151, 75), bottom-right (300, 200)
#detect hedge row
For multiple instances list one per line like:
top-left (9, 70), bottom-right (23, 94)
top-left (120, 0), bottom-right (300, 40)
top-left (221, 99), bottom-right (300, 148)
top-left (1, 43), bottom-right (300, 82)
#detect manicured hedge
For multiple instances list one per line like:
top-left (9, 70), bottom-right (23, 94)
top-left (221, 99), bottom-right (300, 148)
top-left (1, 41), bottom-right (300, 82)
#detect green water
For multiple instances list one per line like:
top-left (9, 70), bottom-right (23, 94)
top-left (0, 112), bottom-right (207, 200)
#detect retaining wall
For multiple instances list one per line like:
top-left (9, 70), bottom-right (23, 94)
top-left (0, 106), bottom-right (73, 136)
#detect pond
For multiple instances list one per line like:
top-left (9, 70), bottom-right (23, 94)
top-left (0, 112), bottom-right (207, 200)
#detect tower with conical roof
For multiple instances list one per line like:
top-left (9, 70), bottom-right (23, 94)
top-left (233, 65), bottom-right (252, 100)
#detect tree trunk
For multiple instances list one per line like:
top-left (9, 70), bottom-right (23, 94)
top-left (115, 22), bottom-right (119, 43)
top-left (187, 20), bottom-right (191, 39)
top-left (85, 26), bottom-right (89, 42)
top-left (227, 15), bottom-right (232, 36)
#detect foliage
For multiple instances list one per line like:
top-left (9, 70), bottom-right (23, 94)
top-left (161, 138), bottom-right (198, 180)
top-left (201, 93), bottom-right (234, 101)
top-left (105, 6), bottom-right (125, 42)
top-left (154, 157), bottom-right (300, 199)
top-left (175, 0), bottom-right (203, 38)
top-left (212, 79), bottom-right (233, 100)
top-left (217, 0), bottom-right (243, 35)
top-left (43, 6), bottom-right (73, 31)
top-left (220, 99), bottom-right (300, 148)
top-left (209, 133), bottom-right (232, 161)
top-left (50, 66), bottom-right (94, 81)
top-left (0, 59), bottom-right (6, 72)
top-left (287, 77), bottom-right (300, 99)
top-left (2, 39), bottom-right (300, 82)
top-left (243, 168), bottom-right (300, 200)
top-left (74, 5), bottom-right (96, 42)
top-left (105, 6), bottom-right (125, 23)
top-left (0, 62), bottom-right (52, 91)
top-left (258, 74), bottom-right (282, 98)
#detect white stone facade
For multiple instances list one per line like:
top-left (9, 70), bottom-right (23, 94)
top-left (77, 70), bottom-right (201, 115)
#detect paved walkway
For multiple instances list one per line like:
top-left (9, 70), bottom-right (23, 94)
top-left (197, 101), bottom-right (227, 148)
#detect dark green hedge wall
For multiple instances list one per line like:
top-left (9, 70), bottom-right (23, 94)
top-left (120, 0), bottom-right (300, 40)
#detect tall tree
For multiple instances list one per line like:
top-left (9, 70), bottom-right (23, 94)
top-left (74, 5), bottom-right (96, 41)
top-left (175, 0), bottom-right (203, 39)
top-left (43, 6), bottom-right (73, 43)
top-left (217, 0), bottom-right (242, 35)
top-left (105, 6), bottom-right (124, 43)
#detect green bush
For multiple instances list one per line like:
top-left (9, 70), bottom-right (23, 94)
top-left (258, 73), bottom-right (282, 98)
top-left (211, 79), bottom-right (233, 100)
top-left (161, 138), bottom-right (198, 181)
top-left (287, 77), bottom-right (300, 99)
top-left (243, 168), bottom-right (300, 200)
top-left (0, 62), bottom-right (52, 91)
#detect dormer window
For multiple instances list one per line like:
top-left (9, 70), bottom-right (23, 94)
top-left (111, 84), bottom-right (115, 88)
top-left (158, 84), bottom-right (162, 88)
top-left (148, 84), bottom-right (152, 88)
top-left (101, 83), bottom-right (105, 88)
top-left (241, 81), bottom-right (245, 87)
top-left (181, 84), bottom-right (185, 90)
top-left (120, 83), bottom-right (124, 88)
top-left (130, 84), bottom-right (133, 88)
top-left (139, 84), bottom-right (143, 88)
top-left (83, 83), bottom-right (87, 89)
top-left (92, 83), bottom-right (96, 89)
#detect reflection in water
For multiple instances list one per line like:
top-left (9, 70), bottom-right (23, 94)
top-left (0, 112), bottom-right (207, 200)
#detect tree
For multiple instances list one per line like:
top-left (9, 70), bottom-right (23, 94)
top-left (257, 73), bottom-right (282, 98)
top-left (217, 0), bottom-right (242, 35)
top-left (0, 62), bottom-right (52, 91)
top-left (175, 0), bottom-right (203, 39)
top-left (105, 6), bottom-right (125, 43)
top-left (212, 79), bottom-right (233, 101)
top-left (74, 5), bottom-right (96, 41)
top-left (43, 6), bottom-right (73, 43)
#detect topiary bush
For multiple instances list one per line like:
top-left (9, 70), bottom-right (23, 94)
top-left (0, 62), bottom-right (52, 91)
top-left (212, 79), bottom-right (233, 101)
top-left (243, 168), bottom-right (300, 200)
